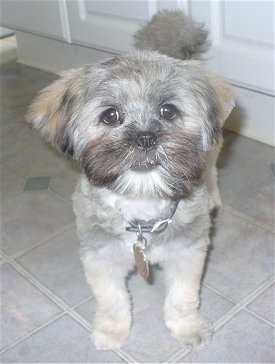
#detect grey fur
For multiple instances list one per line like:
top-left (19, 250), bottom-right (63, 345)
top-left (134, 10), bottom-right (209, 59)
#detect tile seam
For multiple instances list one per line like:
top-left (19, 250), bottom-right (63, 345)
top-left (0, 312), bottom-right (66, 356)
top-left (203, 283), bottom-right (237, 304)
top-left (114, 348), bottom-right (140, 363)
top-left (48, 188), bottom-right (73, 206)
top-left (2, 222), bottom-right (76, 260)
top-left (244, 307), bottom-right (275, 328)
top-left (223, 204), bottom-right (275, 234)
top-left (213, 276), bottom-right (274, 329)
top-left (5, 258), bottom-right (93, 332)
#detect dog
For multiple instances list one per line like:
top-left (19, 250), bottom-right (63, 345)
top-left (26, 10), bottom-right (234, 351)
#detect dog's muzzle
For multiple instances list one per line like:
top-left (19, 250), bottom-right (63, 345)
top-left (130, 131), bottom-right (159, 172)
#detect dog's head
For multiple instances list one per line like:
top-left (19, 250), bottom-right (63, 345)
top-left (26, 51), bottom-right (234, 198)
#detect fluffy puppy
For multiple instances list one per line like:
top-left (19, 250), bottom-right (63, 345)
top-left (26, 12), bottom-right (234, 351)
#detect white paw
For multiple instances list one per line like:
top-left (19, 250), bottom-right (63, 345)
top-left (165, 312), bottom-right (213, 350)
top-left (92, 317), bottom-right (131, 351)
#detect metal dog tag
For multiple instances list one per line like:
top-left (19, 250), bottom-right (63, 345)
top-left (133, 244), bottom-right (149, 279)
top-left (133, 234), bottom-right (149, 279)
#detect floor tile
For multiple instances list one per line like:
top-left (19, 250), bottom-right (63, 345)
top-left (204, 210), bottom-right (274, 301)
top-left (1, 264), bottom-right (61, 350)
top-left (0, 164), bottom-right (26, 203)
top-left (2, 123), bottom-right (75, 179)
top-left (217, 148), bottom-right (272, 207)
top-left (248, 283), bottom-right (275, 324)
top-left (49, 165), bottom-right (81, 202)
top-left (0, 61), bottom-right (57, 102)
top-left (235, 180), bottom-right (275, 228)
top-left (16, 228), bottom-right (91, 306)
top-left (24, 176), bottom-right (51, 191)
top-left (1, 315), bottom-right (125, 363)
top-left (222, 131), bottom-right (275, 164)
top-left (2, 190), bottom-right (75, 256)
top-left (181, 311), bottom-right (274, 363)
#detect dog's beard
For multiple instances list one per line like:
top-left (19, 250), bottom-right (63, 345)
top-left (80, 133), bottom-right (205, 198)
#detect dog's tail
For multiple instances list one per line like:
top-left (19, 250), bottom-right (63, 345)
top-left (133, 10), bottom-right (209, 60)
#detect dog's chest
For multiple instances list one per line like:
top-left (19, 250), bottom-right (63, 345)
top-left (105, 192), bottom-right (173, 225)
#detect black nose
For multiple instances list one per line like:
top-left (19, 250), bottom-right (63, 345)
top-left (136, 131), bottom-right (157, 151)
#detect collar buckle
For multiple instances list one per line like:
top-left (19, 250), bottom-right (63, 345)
top-left (125, 199), bottom-right (180, 235)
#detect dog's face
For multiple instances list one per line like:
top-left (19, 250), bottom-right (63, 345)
top-left (27, 51), bottom-right (234, 198)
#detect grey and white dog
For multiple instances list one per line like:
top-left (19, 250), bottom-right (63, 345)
top-left (27, 10), bottom-right (234, 351)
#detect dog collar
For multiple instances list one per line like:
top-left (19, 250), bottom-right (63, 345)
top-left (126, 198), bottom-right (180, 279)
top-left (125, 198), bottom-right (180, 235)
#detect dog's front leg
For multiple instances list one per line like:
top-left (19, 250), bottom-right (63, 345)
top-left (163, 241), bottom-right (212, 349)
top-left (81, 251), bottom-right (133, 351)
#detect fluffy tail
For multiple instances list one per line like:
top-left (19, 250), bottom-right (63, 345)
top-left (133, 10), bottom-right (209, 60)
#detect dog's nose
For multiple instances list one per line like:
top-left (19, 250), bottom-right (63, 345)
top-left (136, 131), bottom-right (157, 151)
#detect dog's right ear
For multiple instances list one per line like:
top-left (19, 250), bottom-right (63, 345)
top-left (26, 67), bottom-right (87, 158)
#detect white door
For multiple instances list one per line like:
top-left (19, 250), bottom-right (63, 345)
top-left (190, 0), bottom-right (274, 145)
top-left (67, 0), bottom-right (153, 53)
top-left (66, 0), bottom-right (189, 53)
top-left (1, 0), bottom-right (71, 41)
top-left (190, 0), bottom-right (274, 96)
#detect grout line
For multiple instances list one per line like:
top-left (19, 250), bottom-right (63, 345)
top-left (213, 276), bottom-right (274, 331)
top-left (2, 222), bottom-right (75, 261)
top-left (244, 307), bottom-right (275, 328)
top-left (5, 257), bottom-right (93, 330)
top-left (166, 347), bottom-right (191, 363)
top-left (0, 162), bottom-right (28, 180)
top-left (114, 348), bottom-right (140, 363)
top-left (223, 204), bottom-right (275, 234)
top-left (47, 188), bottom-right (73, 206)
top-left (72, 295), bottom-right (94, 310)
top-left (0, 312), bottom-right (66, 355)
top-left (203, 283), bottom-right (237, 305)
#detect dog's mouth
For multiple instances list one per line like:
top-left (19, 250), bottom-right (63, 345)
top-left (130, 151), bottom-right (160, 172)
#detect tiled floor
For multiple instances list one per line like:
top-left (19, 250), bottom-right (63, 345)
top-left (1, 61), bottom-right (274, 363)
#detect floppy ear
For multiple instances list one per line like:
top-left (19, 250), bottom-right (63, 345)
top-left (177, 61), bottom-right (235, 151)
top-left (26, 67), bottom-right (87, 158)
top-left (199, 73), bottom-right (235, 151)
top-left (207, 74), bottom-right (235, 125)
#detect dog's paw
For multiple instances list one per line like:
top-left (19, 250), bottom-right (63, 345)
top-left (165, 313), bottom-right (213, 350)
top-left (92, 317), bottom-right (131, 351)
top-left (92, 329), bottom-right (128, 351)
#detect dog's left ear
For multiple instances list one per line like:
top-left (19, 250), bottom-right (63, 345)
top-left (207, 74), bottom-right (235, 125)
top-left (202, 74), bottom-right (235, 150)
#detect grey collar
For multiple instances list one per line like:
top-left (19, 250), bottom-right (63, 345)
top-left (125, 198), bottom-right (180, 234)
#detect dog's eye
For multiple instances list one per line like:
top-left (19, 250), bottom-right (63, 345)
top-left (160, 104), bottom-right (178, 120)
top-left (101, 108), bottom-right (121, 125)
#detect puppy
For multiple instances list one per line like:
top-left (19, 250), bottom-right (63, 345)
top-left (26, 11), bottom-right (234, 351)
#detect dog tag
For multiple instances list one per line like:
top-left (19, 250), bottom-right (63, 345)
top-left (133, 241), bottom-right (149, 279)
